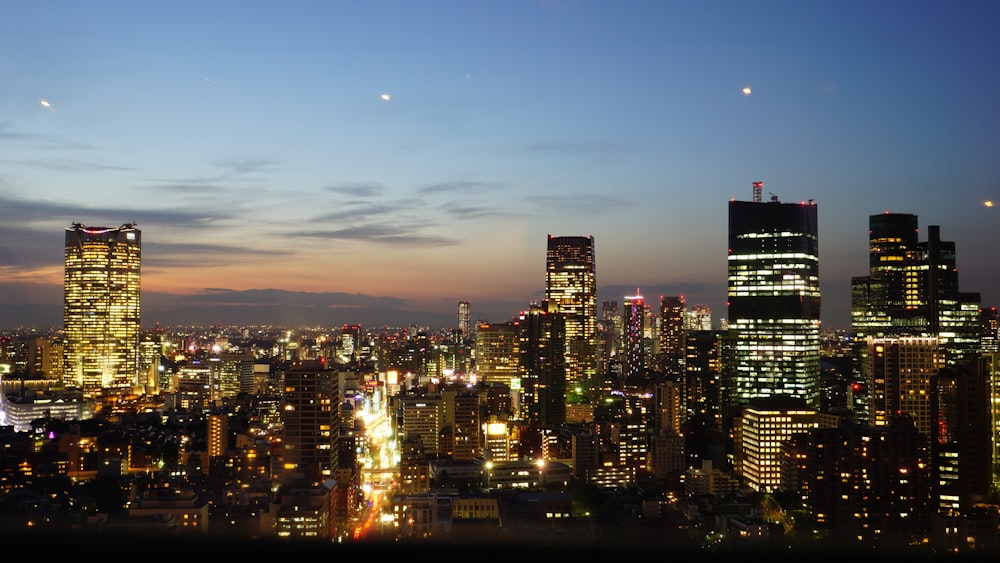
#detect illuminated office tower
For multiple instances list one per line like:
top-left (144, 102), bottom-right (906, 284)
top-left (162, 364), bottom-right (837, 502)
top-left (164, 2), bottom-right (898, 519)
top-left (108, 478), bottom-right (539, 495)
top-left (985, 352), bottom-right (1000, 490)
top-left (852, 214), bottom-right (982, 363)
top-left (545, 235), bottom-right (597, 398)
top-left (475, 320), bottom-right (521, 391)
top-left (684, 304), bottom-right (713, 331)
top-left (930, 363), bottom-right (992, 518)
top-left (457, 301), bottom-right (471, 339)
top-left (280, 359), bottom-right (340, 484)
top-left (623, 291), bottom-right (645, 385)
top-left (26, 335), bottom-right (62, 380)
top-left (519, 300), bottom-right (566, 427)
top-left (597, 300), bottom-right (621, 378)
top-left (724, 190), bottom-right (821, 418)
top-left (659, 295), bottom-right (686, 377)
top-left (867, 336), bottom-right (943, 445)
top-left (852, 214), bottom-right (983, 423)
top-left (63, 222), bottom-right (141, 397)
top-left (443, 387), bottom-right (481, 461)
top-left (207, 411), bottom-right (229, 459)
top-left (735, 395), bottom-right (838, 493)
top-left (338, 323), bottom-right (361, 363)
top-left (400, 395), bottom-right (444, 458)
top-left (982, 307), bottom-right (999, 354)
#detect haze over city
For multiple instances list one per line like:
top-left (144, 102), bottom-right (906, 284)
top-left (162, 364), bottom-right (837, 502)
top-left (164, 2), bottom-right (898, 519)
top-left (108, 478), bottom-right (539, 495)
top-left (1, 1), bottom-right (998, 331)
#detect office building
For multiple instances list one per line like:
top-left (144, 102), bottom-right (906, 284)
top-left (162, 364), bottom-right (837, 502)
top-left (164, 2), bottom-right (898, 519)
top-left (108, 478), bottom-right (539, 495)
top-left (63, 222), bottom-right (141, 397)
top-left (622, 291), bottom-right (645, 386)
top-left (852, 214), bottom-right (983, 423)
top-left (597, 300), bottom-right (621, 379)
top-left (723, 189), bottom-right (821, 417)
top-left (443, 387), bottom-right (481, 461)
top-left (659, 295), bottom-right (686, 377)
top-left (519, 300), bottom-right (566, 427)
top-left (545, 235), bottom-right (598, 399)
top-left (867, 336), bottom-right (942, 443)
top-left (930, 363), bottom-right (991, 517)
top-left (735, 395), bottom-right (837, 493)
top-left (399, 395), bottom-right (444, 457)
top-left (684, 304), bottom-right (713, 331)
top-left (280, 359), bottom-right (341, 484)
top-left (457, 301), bottom-right (471, 340)
top-left (474, 320), bottom-right (521, 391)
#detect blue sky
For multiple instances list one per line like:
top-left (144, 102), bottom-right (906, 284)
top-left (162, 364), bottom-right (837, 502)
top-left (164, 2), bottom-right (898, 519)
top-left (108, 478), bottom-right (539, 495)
top-left (1, 0), bottom-right (998, 331)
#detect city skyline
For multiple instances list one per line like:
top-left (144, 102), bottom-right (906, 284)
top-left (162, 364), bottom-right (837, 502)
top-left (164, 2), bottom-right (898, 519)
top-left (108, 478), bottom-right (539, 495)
top-left (1, 1), bottom-right (998, 331)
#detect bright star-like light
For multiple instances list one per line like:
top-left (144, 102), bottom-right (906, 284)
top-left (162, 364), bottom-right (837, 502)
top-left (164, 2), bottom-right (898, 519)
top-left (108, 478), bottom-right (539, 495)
top-left (39, 99), bottom-right (54, 111)
top-left (742, 86), bottom-right (752, 95)
top-left (380, 93), bottom-right (391, 101)
top-left (985, 200), bottom-right (994, 207)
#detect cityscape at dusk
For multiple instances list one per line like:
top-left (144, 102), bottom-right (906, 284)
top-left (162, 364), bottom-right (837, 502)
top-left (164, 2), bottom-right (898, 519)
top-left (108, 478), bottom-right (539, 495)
top-left (1, 3), bottom-right (999, 554)
top-left (2, 1), bottom-right (999, 332)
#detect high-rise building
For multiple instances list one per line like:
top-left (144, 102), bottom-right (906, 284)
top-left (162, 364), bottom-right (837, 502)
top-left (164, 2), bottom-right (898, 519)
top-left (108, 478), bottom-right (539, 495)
top-left (597, 300), bottom-right (621, 379)
top-left (867, 336), bottom-right (942, 445)
top-left (280, 358), bottom-right (341, 484)
top-left (851, 214), bottom-right (983, 423)
top-left (735, 395), bottom-right (837, 493)
top-left (457, 301), bottom-right (471, 339)
top-left (659, 295), bottom-right (686, 377)
top-left (545, 235), bottom-right (597, 398)
top-left (683, 304), bottom-right (713, 331)
top-left (723, 191), bottom-right (821, 418)
top-left (519, 300), bottom-right (566, 427)
top-left (443, 387), bottom-right (481, 461)
top-left (930, 363), bottom-right (992, 518)
top-left (474, 320), bottom-right (521, 391)
top-left (623, 291), bottom-right (645, 385)
top-left (63, 222), bottom-right (141, 397)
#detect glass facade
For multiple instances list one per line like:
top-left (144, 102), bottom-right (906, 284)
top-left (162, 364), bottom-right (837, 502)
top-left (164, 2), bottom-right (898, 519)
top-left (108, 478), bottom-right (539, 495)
top-left (725, 199), bottom-right (821, 412)
top-left (63, 222), bottom-right (141, 396)
top-left (545, 235), bottom-right (597, 397)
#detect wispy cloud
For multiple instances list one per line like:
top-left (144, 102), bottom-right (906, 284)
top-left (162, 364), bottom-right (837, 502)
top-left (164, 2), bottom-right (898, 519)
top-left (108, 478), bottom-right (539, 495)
top-left (148, 158), bottom-right (282, 186)
top-left (313, 203), bottom-right (400, 222)
top-left (323, 183), bottom-right (386, 197)
top-left (212, 158), bottom-right (281, 177)
top-left (0, 122), bottom-right (93, 150)
top-left (142, 242), bottom-right (291, 268)
top-left (294, 224), bottom-right (458, 246)
top-left (417, 180), bottom-right (499, 195)
top-left (440, 201), bottom-right (508, 219)
top-left (18, 158), bottom-right (132, 172)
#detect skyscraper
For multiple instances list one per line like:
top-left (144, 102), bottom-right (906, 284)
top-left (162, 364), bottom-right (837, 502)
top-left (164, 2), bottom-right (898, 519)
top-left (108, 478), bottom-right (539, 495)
top-left (474, 320), bottom-right (521, 392)
top-left (723, 191), bottom-right (821, 418)
top-left (623, 291), bottom-right (645, 385)
top-left (851, 214), bottom-right (983, 424)
top-left (519, 300), bottom-right (566, 427)
top-left (63, 222), bottom-right (141, 397)
top-left (280, 358), bottom-right (341, 484)
top-left (545, 235), bottom-right (597, 399)
top-left (659, 295), bottom-right (686, 377)
top-left (457, 300), bottom-right (471, 339)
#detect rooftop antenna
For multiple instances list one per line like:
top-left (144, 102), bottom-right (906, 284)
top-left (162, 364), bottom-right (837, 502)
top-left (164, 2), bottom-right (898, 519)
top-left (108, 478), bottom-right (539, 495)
top-left (752, 181), bottom-right (762, 203)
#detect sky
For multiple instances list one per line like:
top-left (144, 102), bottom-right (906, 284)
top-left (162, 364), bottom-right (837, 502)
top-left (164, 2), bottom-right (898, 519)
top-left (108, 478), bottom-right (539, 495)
top-left (1, 0), bottom-right (998, 332)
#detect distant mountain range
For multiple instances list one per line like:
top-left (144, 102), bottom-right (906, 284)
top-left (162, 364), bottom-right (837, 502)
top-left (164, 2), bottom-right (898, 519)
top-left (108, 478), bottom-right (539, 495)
top-left (0, 302), bottom-right (462, 331)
